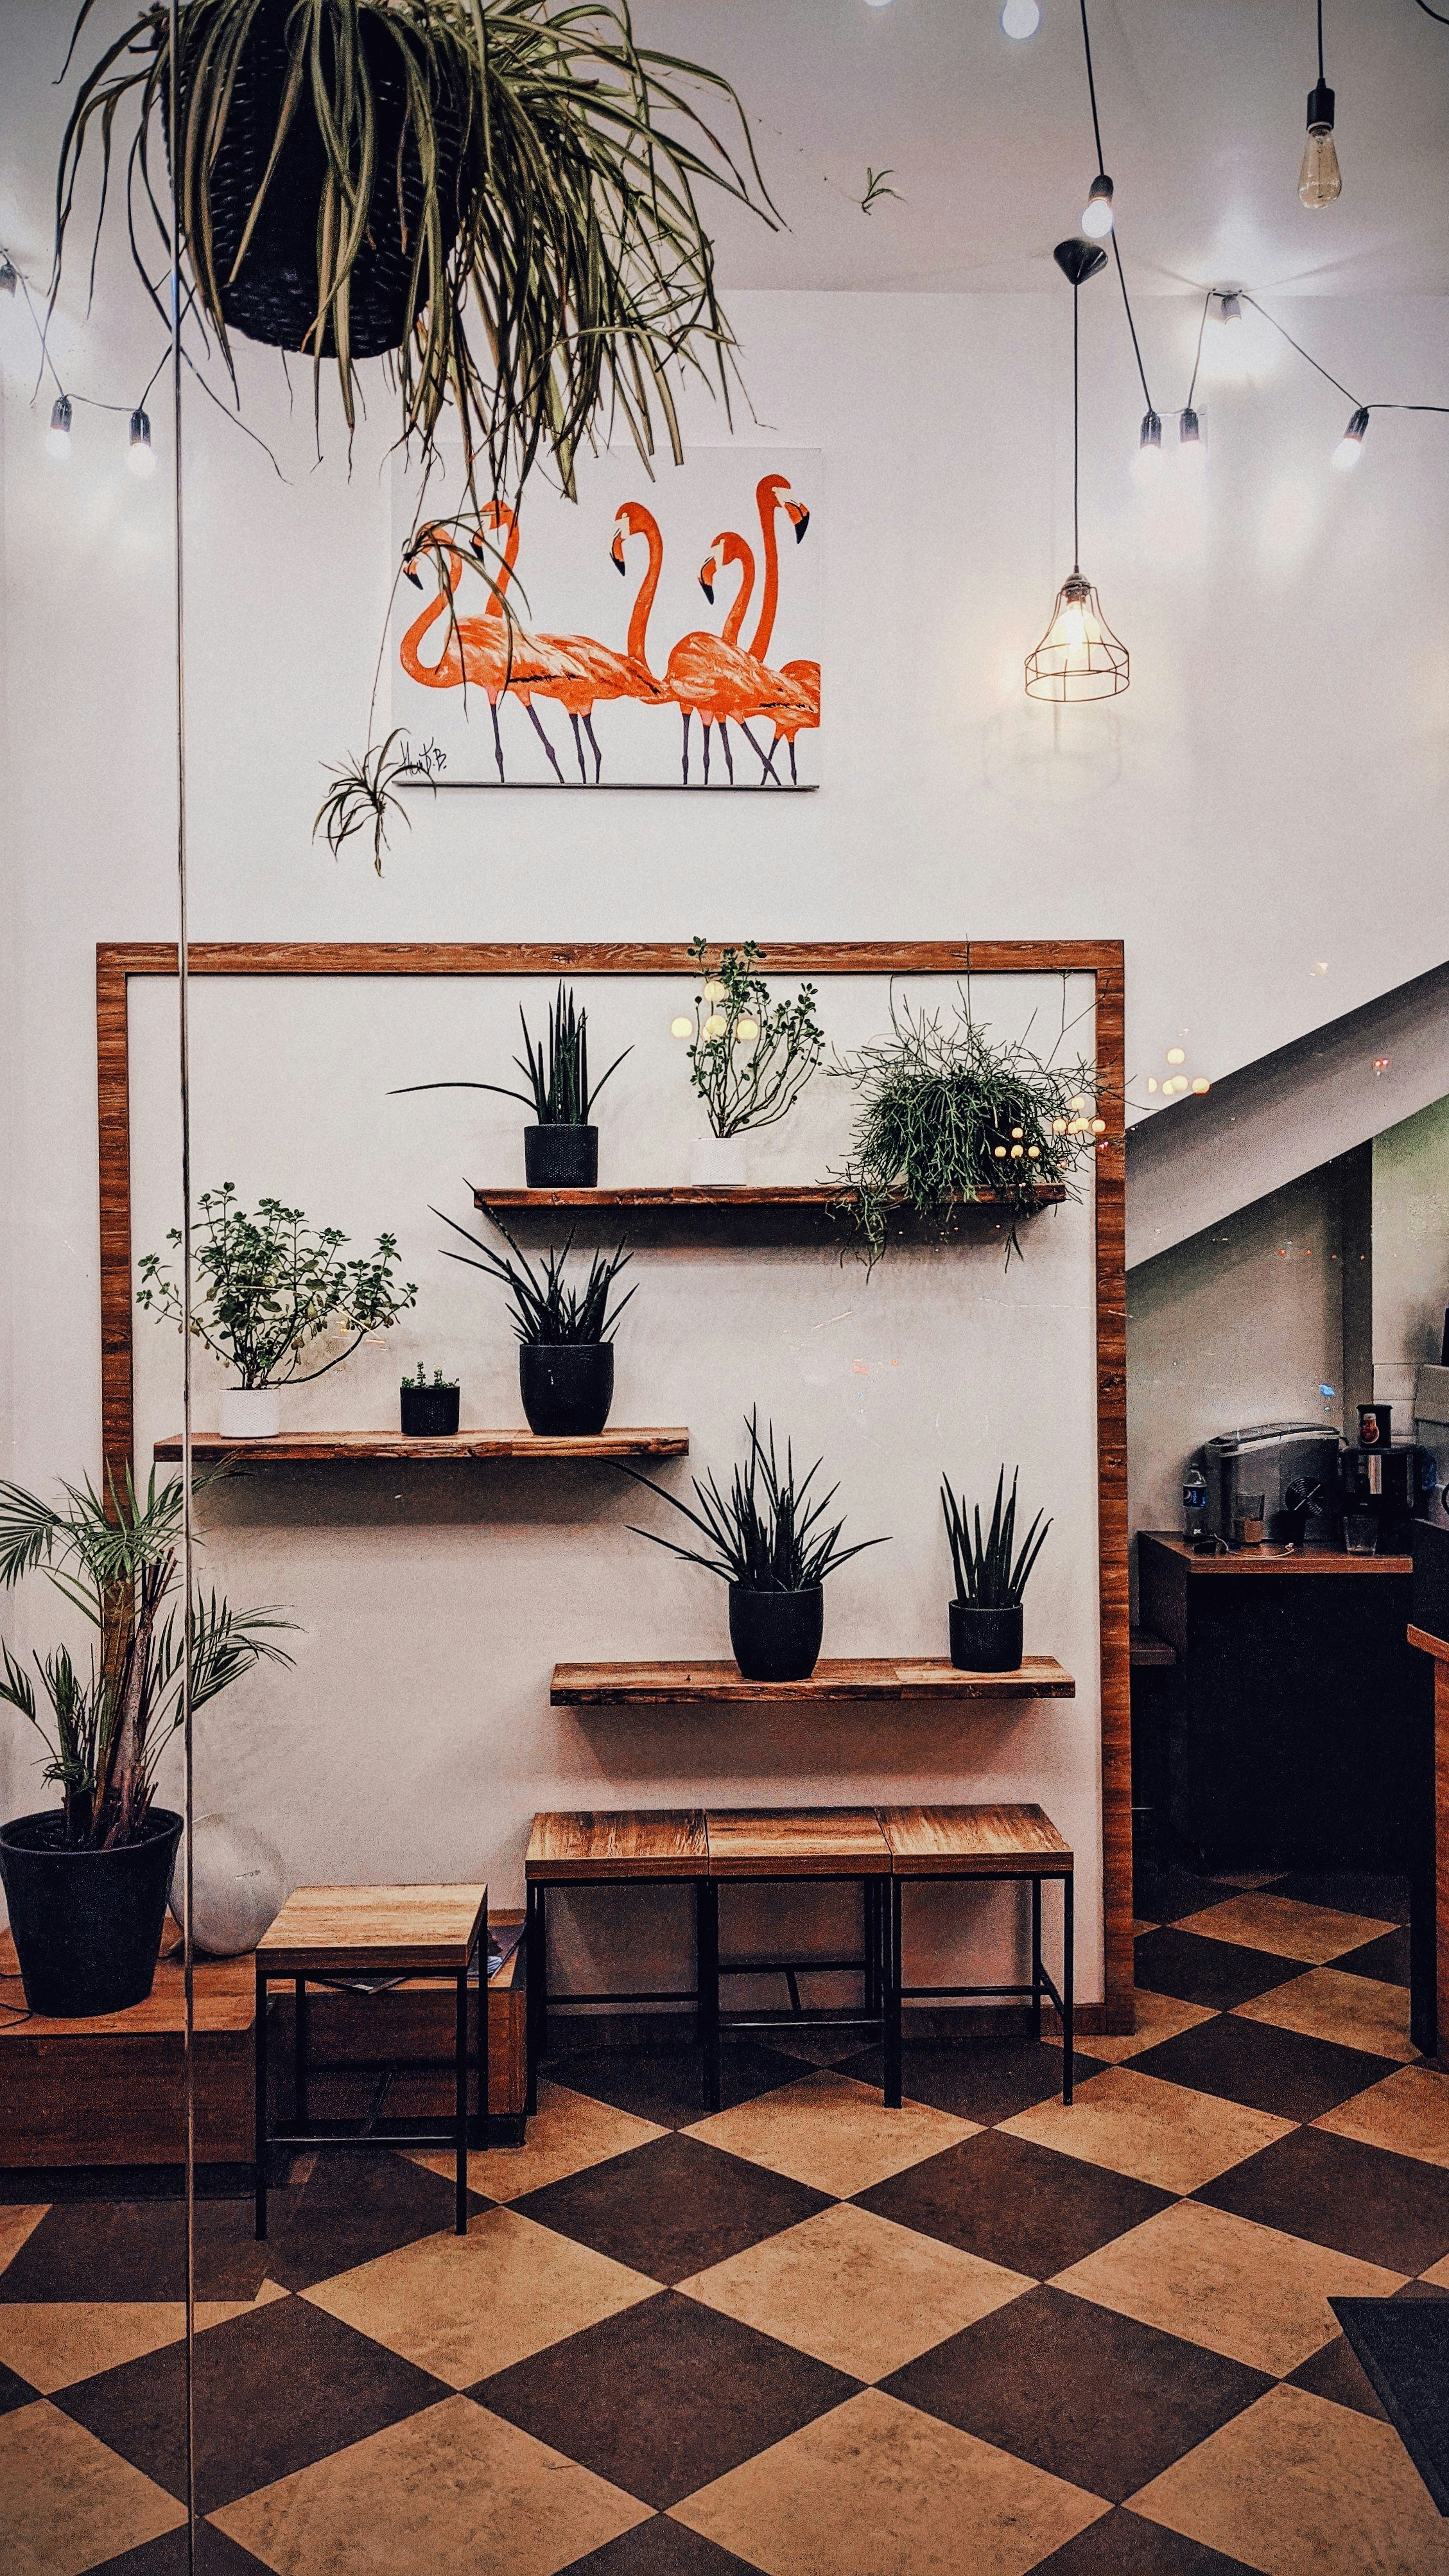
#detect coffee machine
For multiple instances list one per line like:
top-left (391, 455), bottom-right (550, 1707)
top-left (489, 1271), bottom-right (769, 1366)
top-left (1336, 1436), bottom-right (1436, 1550)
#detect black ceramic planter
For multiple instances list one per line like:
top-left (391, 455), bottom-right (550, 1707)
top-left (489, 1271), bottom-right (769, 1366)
top-left (949, 1600), bottom-right (1024, 1673)
top-left (729, 1585), bottom-right (824, 1682)
top-left (0, 1807), bottom-right (184, 2016)
top-left (400, 1384), bottom-right (460, 1437)
top-left (520, 1342), bottom-right (613, 1436)
top-left (525, 1126), bottom-right (598, 1189)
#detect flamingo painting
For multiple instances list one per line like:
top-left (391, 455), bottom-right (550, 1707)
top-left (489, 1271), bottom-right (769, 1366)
top-left (664, 532), bottom-right (811, 785)
top-left (401, 512), bottom-right (583, 783)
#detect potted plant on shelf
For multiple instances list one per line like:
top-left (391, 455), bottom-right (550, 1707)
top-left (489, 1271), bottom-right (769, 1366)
top-left (618, 1410), bottom-right (888, 1682)
top-left (394, 984), bottom-right (629, 1190)
top-left (829, 991), bottom-right (1101, 1265)
top-left (437, 1201), bottom-right (633, 1437)
top-left (0, 1470), bottom-right (293, 2015)
top-left (400, 1366), bottom-right (460, 1438)
top-left (138, 1185), bottom-right (417, 1439)
top-left (672, 936), bottom-right (825, 1185)
top-left (942, 1466), bottom-right (1051, 1673)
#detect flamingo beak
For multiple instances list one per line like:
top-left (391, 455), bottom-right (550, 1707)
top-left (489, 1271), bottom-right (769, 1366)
top-left (611, 533), bottom-right (627, 574)
top-left (699, 568), bottom-right (715, 603)
top-left (403, 560), bottom-right (423, 589)
top-left (790, 505), bottom-right (810, 543)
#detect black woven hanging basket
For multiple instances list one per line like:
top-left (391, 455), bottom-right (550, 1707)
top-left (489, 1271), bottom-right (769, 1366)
top-left (184, 0), bottom-right (463, 360)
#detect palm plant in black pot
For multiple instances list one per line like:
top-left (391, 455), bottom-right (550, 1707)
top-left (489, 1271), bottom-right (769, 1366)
top-left (395, 985), bottom-right (629, 1189)
top-left (618, 1412), bottom-right (888, 1682)
top-left (941, 1467), bottom-right (1050, 1673)
top-left (437, 1201), bottom-right (632, 1436)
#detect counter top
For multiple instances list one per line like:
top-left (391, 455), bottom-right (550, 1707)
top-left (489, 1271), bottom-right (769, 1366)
top-left (1140, 1531), bottom-right (1413, 1578)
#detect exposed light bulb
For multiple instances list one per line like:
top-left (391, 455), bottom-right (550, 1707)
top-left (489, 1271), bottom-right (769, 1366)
top-left (1192, 1077), bottom-right (1211, 1094)
top-left (703, 1013), bottom-right (728, 1039)
top-left (1215, 291), bottom-right (1242, 324)
top-left (1134, 410), bottom-right (1163, 481)
top-left (1166, 1048), bottom-right (1186, 1065)
top-left (1000, 0), bottom-right (1041, 34)
top-left (1080, 175), bottom-right (1115, 239)
top-left (734, 1015), bottom-right (760, 1042)
top-left (127, 408), bottom-right (155, 476)
top-left (0, 259), bottom-right (17, 297)
top-left (702, 979), bottom-right (727, 1002)
top-left (1332, 405), bottom-right (1369, 471)
top-left (1177, 406), bottom-right (1204, 470)
top-left (1299, 76), bottom-right (1341, 207)
top-left (46, 394), bottom-right (73, 460)
top-left (669, 1015), bottom-right (692, 1039)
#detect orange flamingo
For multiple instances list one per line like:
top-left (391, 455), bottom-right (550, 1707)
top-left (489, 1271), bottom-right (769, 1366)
top-left (663, 532), bottom-right (810, 785)
top-left (522, 507), bottom-right (671, 785)
top-left (399, 512), bottom-right (580, 783)
top-left (747, 473), bottom-right (818, 785)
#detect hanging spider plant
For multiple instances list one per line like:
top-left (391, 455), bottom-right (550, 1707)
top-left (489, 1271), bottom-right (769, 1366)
top-left (315, 729), bottom-right (442, 874)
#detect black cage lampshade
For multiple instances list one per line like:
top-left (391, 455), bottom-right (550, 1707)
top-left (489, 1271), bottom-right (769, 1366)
top-left (1025, 237), bottom-right (1129, 704)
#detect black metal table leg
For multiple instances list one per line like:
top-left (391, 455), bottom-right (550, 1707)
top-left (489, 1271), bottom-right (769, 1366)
top-left (525, 1881), bottom-right (545, 2115)
top-left (864, 1881), bottom-right (880, 2023)
top-left (455, 1967), bottom-right (469, 2234)
top-left (1063, 1874), bottom-right (1075, 2105)
top-left (476, 1924), bottom-right (490, 2154)
top-left (698, 1878), bottom-right (720, 2113)
top-left (885, 1878), bottom-right (903, 2109)
top-left (1030, 1876), bottom-right (1043, 2044)
top-left (293, 1974), bottom-right (309, 2130)
top-left (254, 1968), bottom-right (268, 2241)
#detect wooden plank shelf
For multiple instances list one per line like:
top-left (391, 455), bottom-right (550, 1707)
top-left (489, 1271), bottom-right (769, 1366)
top-left (154, 1427), bottom-right (689, 1463)
top-left (472, 1183), bottom-right (1068, 1248)
top-left (550, 1655), bottom-right (1075, 1706)
top-left (478, 1185), bottom-right (1067, 1209)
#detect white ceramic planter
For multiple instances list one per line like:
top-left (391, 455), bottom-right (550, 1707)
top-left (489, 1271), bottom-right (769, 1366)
top-left (690, 1133), bottom-right (750, 1185)
top-left (219, 1387), bottom-right (281, 1440)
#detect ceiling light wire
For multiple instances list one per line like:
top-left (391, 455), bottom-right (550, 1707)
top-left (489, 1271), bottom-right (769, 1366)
top-left (1184, 290), bottom-right (1215, 412)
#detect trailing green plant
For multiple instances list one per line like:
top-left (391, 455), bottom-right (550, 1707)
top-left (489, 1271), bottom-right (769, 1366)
top-left (401, 1362), bottom-right (457, 1389)
top-left (829, 991), bottom-right (1098, 1264)
top-left (942, 1467), bottom-right (1050, 1609)
top-left (679, 937), bottom-right (825, 1140)
top-left (0, 1469), bottom-right (293, 1849)
top-left (437, 1201), bottom-right (633, 1344)
top-left (137, 1185), bottom-right (417, 1389)
top-left (394, 984), bottom-right (629, 1127)
top-left (315, 732), bottom-right (444, 876)
top-left (617, 1409), bottom-right (888, 1594)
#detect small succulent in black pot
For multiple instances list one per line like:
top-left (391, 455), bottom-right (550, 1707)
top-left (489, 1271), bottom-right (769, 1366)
top-left (437, 1201), bottom-right (633, 1436)
top-left (941, 1466), bottom-right (1050, 1673)
top-left (399, 1366), bottom-right (461, 1436)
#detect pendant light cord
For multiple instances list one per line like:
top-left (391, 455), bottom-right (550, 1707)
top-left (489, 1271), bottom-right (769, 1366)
top-left (1184, 289), bottom-right (1213, 411)
top-left (1072, 280), bottom-right (1081, 576)
top-left (1078, 0), bottom-right (1106, 174)
top-left (1077, 0), bottom-right (1155, 415)
top-left (1317, 0), bottom-right (1326, 82)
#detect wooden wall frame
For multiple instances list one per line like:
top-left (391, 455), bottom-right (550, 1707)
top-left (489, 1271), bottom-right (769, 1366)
top-left (96, 939), bottom-right (1130, 2031)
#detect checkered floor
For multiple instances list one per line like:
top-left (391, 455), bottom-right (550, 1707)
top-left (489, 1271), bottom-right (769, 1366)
top-left (4, 1866), bottom-right (1449, 2574)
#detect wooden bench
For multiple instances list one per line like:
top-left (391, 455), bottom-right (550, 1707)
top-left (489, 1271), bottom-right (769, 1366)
top-left (700, 1809), bottom-right (894, 2113)
top-left (877, 1804), bottom-right (1074, 2109)
top-left (525, 1813), bottom-right (709, 2115)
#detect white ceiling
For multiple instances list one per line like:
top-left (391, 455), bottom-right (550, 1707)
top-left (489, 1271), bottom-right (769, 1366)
top-left (638, 0), bottom-right (1449, 298)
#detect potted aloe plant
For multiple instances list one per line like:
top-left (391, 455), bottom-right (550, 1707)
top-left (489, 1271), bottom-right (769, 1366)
top-left (437, 1201), bottom-right (633, 1437)
top-left (0, 1471), bottom-right (293, 2016)
top-left (942, 1466), bottom-right (1051, 1673)
top-left (673, 938), bottom-right (824, 1185)
top-left (395, 984), bottom-right (629, 1189)
top-left (138, 1185), bottom-right (417, 1438)
top-left (618, 1411), bottom-right (888, 1682)
top-left (400, 1365), bottom-right (460, 1438)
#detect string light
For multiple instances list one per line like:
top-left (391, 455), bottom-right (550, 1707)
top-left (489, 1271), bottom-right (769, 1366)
top-left (736, 1015), bottom-right (760, 1042)
top-left (703, 1013), bottom-right (728, 1040)
top-left (1000, 0), bottom-right (1041, 36)
top-left (669, 1016), bottom-right (692, 1040)
top-left (1178, 407), bottom-right (1205, 470)
top-left (46, 394), bottom-right (73, 460)
top-left (128, 409), bottom-right (155, 476)
top-left (0, 258), bottom-right (16, 297)
top-left (1166, 1048), bottom-right (1186, 1065)
top-left (1081, 174), bottom-right (1115, 238)
top-left (1333, 406), bottom-right (1369, 470)
top-left (1134, 411), bottom-right (1163, 479)
top-left (702, 979), bottom-right (727, 1003)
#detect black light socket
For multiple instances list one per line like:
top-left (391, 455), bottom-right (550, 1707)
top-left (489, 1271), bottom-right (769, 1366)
top-left (1306, 78), bottom-right (1335, 133)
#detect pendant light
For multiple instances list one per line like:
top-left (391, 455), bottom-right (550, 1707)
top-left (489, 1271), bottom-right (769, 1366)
top-left (1025, 239), bottom-right (1129, 704)
top-left (1299, 0), bottom-right (1341, 206)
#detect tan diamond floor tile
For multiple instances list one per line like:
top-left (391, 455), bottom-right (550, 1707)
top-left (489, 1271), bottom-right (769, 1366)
top-left (0, 2282), bottom-right (287, 2394)
top-left (1051, 1989), bottom-right (1219, 2064)
top-left (0, 2398), bottom-right (186, 2575)
top-left (1419, 2249), bottom-right (1449, 2286)
top-left (1174, 1892), bottom-right (1393, 1963)
top-left (407, 2078), bottom-right (667, 2203)
top-left (1316, 2064), bottom-right (1449, 2167)
top-left (1235, 1967), bottom-right (1417, 2062)
top-left (1000, 2066), bottom-right (1293, 2194)
top-left (0, 2206), bottom-right (47, 2278)
top-left (1131, 2381), bottom-right (1449, 2574)
top-left (677, 2202), bottom-right (1034, 2383)
top-left (302, 2206), bottom-right (659, 2386)
top-left (686, 2071), bottom-right (976, 2198)
top-left (213, 2392), bottom-right (650, 2575)
top-left (1054, 2198), bottom-right (1405, 2376)
top-left (672, 2385), bottom-right (1108, 2574)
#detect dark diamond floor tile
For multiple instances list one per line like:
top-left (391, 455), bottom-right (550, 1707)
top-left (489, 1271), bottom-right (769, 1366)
top-left (1032, 2509), bottom-right (1262, 2573)
top-left (514, 2132), bottom-right (830, 2284)
top-left (475, 2289), bottom-right (857, 2508)
top-left (58, 2289), bottom-right (447, 2512)
top-left (1269, 1870), bottom-right (1410, 1925)
top-left (855, 2127), bottom-right (1174, 2279)
top-left (1394, 2276), bottom-right (1449, 2299)
top-left (1132, 1927), bottom-right (1302, 2011)
top-left (263, 2145), bottom-right (489, 2290)
top-left (1131, 2014), bottom-right (1401, 2123)
top-left (0, 2355), bottom-right (39, 2415)
top-left (546, 2041), bottom-right (806, 2131)
top-left (1334, 1926), bottom-right (1412, 1987)
top-left (560, 2515), bottom-right (761, 2573)
top-left (835, 2037), bottom-right (1102, 2126)
top-left (1133, 1867), bottom-right (1242, 1928)
top-left (1195, 2127), bottom-right (1449, 2274)
top-left (884, 2284), bottom-right (1269, 2503)
top-left (0, 2197), bottom-right (272, 2304)
top-left (88, 2525), bottom-right (275, 2575)
top-left (1284, 2331), bottom-right (1391, 2422)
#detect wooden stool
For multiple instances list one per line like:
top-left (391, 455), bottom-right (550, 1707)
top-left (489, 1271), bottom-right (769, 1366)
top-left (878, 1805), bottom-right (1073, 2111)
top-left (255, 1883), bottom-right (488, 2241)
top-left (525, 1812), bottom-right (709, 2114)
top-left (700, 1809), bottom-right (894, 2114)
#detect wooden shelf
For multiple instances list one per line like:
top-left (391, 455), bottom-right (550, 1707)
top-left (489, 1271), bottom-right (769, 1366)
top-left (473, 1183), bottom-right (1067, 1247)
top-left (154, 1427), bottom-right (689, 1463)
top-left (550, 1655), bottom-right (1075, 1706)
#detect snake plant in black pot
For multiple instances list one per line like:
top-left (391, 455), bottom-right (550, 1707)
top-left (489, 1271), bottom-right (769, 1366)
top-left (397, 985), bottom-right (629, 1190)
top-left (941, 1467), bottom-right (1051, 1673)
top-left (438, 1201), bottom-right (632, 1436)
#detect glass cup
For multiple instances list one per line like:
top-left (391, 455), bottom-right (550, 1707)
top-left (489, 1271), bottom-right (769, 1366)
top-left (1231, 1492), bottom-right (1267, 1547)
top-left (1343, 1513), bottom-right (1379, 1556)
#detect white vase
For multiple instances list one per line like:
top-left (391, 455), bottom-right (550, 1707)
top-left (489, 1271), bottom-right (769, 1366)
top-left (169, 1814), bottom-right (288, 1956)
top-left (219, 1387), bottom-right (281, 1440)
top-left (690, 1133), bottom-right (750, 1185)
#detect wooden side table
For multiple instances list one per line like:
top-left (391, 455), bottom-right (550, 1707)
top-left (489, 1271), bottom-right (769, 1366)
top-left (877, 1804), bottom-right (1074, 2110)
top-left (525, 1812), bottom-right (709, 2114)
top-left (254, 1883), bottom-right (488, 2240)
top-left (700, 1809), bottom-right (894, 2115)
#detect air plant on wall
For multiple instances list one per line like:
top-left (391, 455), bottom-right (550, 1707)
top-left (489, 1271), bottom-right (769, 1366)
top-left (315, 731), bottom-right (444, 875)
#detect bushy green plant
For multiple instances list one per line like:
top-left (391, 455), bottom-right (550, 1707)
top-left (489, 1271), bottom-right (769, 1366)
top-left (829, 992), bottom-right (1098, 1264)
top-left (942, 1467), bottom-right (1050, 1608)
top-left (137, 1185), bottom-right (417, 1389)
top-left (0, 1470), bottom-right (293, 1849)
top-left (395, 984), bottom-right (629, 1127)
top-left (680, 936), bottom-right (824, 1140)
top-left (618, 1410), bottom-right (888, 1594)
top-left (437, 1202), bottom-right (633, 1345)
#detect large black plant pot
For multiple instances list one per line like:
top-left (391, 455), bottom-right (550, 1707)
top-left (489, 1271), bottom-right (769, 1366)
top-left (949, 1600), bottom-right (1024, 1673)
top-left (525, 1126), bottom-right (599, 1190)
top-left (182, 0), bottom-right (463, 357)
top-left (0, 1807), bottom-right (184, 2017)
top-left (520, 1343), bottom-right (614, 1437)
top-left (729, 1586), bottom-right (824, 1683)
top-left (400, 1384), bottom-right (460, 1436)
